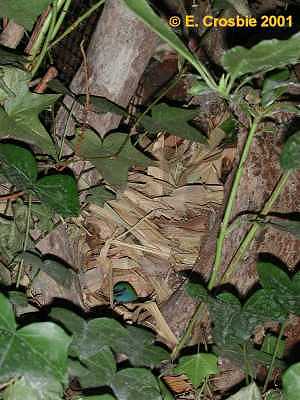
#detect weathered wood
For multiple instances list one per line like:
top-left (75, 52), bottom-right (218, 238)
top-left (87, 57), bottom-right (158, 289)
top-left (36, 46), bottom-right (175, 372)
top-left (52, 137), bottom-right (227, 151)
top-left (56, 0), bottom-right (158, 137)
top-left (0, 21), bottom-right (24, 48)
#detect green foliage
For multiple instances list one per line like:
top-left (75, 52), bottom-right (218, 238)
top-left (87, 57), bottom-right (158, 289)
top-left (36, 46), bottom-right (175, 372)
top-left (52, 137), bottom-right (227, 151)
top-left (70, 129), bottom-right (152, 186)
top-left (0, 293), bottom-right (70, 398)
top-left (0, 48), bottom-right (26, 68)
top-left (185, 260), bottom-right (300, 371)
top-left (262, 334), bottom-right (285, 359)
top-left (222, 33), bottom-right (300, 80)
top-left (0, 67), bottom-right (59, 157)
top-left (78, 95), bottom-right (128, 117)
top-left (261, 69), bottom-right (290, 107)
top-left (280, 131), bottom-right (300, 172)
top-left (86, 186), bottom-right (116, 207)
top-left (0, 143), bottom-right (80, 217)
top-left (173, 353), bottom-right (219, 387)
top-left (266, 215), bottom-right (300, 241)
top-left (140, 103), bottom-right (207, 143)
top-left (226, 383), bottom-right (262, 399)
top-left (282, 363), bottom-right (300, 400)
top-left (50, 308), bottom-right (169, 368)
top-left (0, 0), bottom-right (52, 30)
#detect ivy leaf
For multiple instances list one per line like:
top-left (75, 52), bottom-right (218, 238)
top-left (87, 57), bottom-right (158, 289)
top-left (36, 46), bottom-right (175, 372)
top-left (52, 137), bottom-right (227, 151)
top-left (261, 69), bottom-right (290, 107)
top-left (0, 293), bottom-right (71, 388)
top-left (266, 215), bottom-right (300, 241)
top-left (0, 143), bottom-right (37, 190)
top-left (283, 362), bottom-right (300, 400)
top-left (76, 396), bottom-right (116, 400)
top-left (3, 376), bottom-right (63, 400)
top-left (111, 368), bottom-right (162, 400)
top-left (226, 383), bottom-right (262, 399)
top-left (257, 262), bottom-right (292, 294)
top-left (173, 353), bottom-right (219, 388)
top-left (0, 0), bottom-right (53, 31)
top-left (78, 346), bottom-right (116, 389)
top-left (280, 130), bottom-right (300, 172)
top-left (0, 68), bottom-right (59, 158)
top-left (70, 130), bottom-right (152, 186)
top-left (222, 33), bottom-right (300, 79)
top-left (34, 174), bottom-right (80, 217)
top-left (86, 186), bottom-right (116, 207)
top-left (0, 48), bottom-right (26, 68)
top-left (140, 103), bottom-right (206, 143)
top-left (50, 311), bottom-right (169, 368)
top-left (78, 95), bottom-right (128, 117)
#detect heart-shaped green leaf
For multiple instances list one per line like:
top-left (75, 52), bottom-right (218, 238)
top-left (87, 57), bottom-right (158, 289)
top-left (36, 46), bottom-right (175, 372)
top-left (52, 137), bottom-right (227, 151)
top-left (140, 103), bottom-right (206, 143)
top-left (0, 67), bottom-right (59, 157)
top-left (283, 362), bottom-right (300, 400)
top-left (280, 130), bottom-right (300, 171)
top-left (70, 130), bottom-right (152, 186)
top-left (222, 33), bottom-right (300, 79)
top-left (0, 293), bottom-right (71, 388)
top-left (111, 368), bottom-right (162, 400)
top-left (34, 174), bottom-right (80, 217)
top-left (0, 143), bottom-right (37, 190)
top-left (173, 353), bottom-right (219, 388)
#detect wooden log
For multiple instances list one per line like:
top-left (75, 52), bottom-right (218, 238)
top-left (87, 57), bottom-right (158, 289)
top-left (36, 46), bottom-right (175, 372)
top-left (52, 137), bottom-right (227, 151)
top-left (56, 0), bottom-right (158, 137)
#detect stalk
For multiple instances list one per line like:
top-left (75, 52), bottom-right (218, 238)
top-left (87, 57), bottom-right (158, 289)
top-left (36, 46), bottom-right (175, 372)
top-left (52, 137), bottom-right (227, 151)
top-left (208, 116), bottom-right (261, 290)
top-left (263, 320), bottom-right (287, 392)
top-left (221, 171), bottom-right (291, 283)
top-left (47, 0), bottom-right (106, 51)
top-left (51, 0), bottom-right (72, 40)
top-left (31, 0), bottom-right (59, 76)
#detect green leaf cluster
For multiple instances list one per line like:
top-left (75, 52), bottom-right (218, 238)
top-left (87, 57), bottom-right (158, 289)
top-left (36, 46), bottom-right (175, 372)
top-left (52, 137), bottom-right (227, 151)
top-left (50, 308), bottom-right (169, 399)
top-left (0, 293), bottom-right (71, 399)
top-left (0, 143), bottom-right (80, 217)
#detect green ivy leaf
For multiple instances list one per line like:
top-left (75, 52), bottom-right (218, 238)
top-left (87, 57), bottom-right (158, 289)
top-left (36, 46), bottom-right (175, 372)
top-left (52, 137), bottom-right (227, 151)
top-left (261, 70), bottom-right (290, 107)
top-left (50, 311), bottom-right (169, 368)
top-left (111, 368), bottom-right (162, 400)
top-left (226, 383), bottom-right (262, 399)
top-left (244, 289), bottom-right (287, 321)
top-left (3, 376), bottom-right (63, 400)
top-left (78, 95), bottom-right (128, 117)
top-left (86, 186), bottom-right (116, 207)
top-left (257, 261), bottom-right (292, 294)
top-left (0, 0), bottom-right (53, 31)
top-left (282, 362), bottom-right (300, 400)
top-left (140, 103), bottom-right (206, 143)
top-left (0, 48), bottom-right (26, 68)
top-left (280, 131), bottom-right (300, 172)
top-left (0, 293), bottom-right (71, 388)
top-left (0, 143), bottom-right (37, 189)
top-left (185, 281), bottom-right (209, 301)
top-left (78, 346), bottom-right (117, 389)
top-left (76, 396), bottom-right (116, 400)
top-left (0, 68), bottom-right (59, 157)
top-left (34, 174), bottom-right (80, 217)
top-left (266, 215), bottom-right (300, 241)
top-left (222, 33), bottom-right (300, 79)
top-left (70, 130), bottom-right (152, 186)
top-left (173, 353), bottom-right (219, 388)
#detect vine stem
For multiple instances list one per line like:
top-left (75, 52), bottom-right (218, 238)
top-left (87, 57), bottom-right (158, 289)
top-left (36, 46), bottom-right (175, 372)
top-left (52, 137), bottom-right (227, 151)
top-left (171, 117), bottom-right (261, 359)
top-left (16, 194), bottom-right (32, 288)
top-left (31, 0), bottom-right (59, 77)
top-left (221, 171), bottom-right (291, 283)
top-left (47, 0), bottom-right (106, 51)
top-left (263, 320), bottom-right (287, 393)
top-left (208, 116), bottom-right (260, 290)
